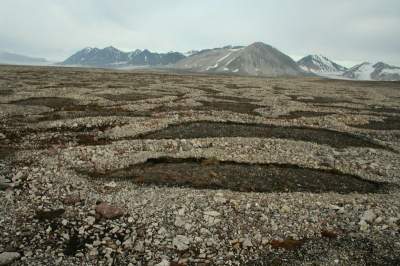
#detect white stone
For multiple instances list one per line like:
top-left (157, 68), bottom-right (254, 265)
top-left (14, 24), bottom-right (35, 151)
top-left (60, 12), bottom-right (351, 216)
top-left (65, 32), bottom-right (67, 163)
top-left (174, 216), bottom-right (185, 227)
top-left (134, 241), bottom-right (144, 252)
top-left (177, 207), bottom-right (185, 216)
top-left (359, 220), bottom-right (369, 232)
top-left (0, 252), bottom-right (20, 265)
top-left (242, 238), bottom-right (253, 248)
top-left (105, 181), bottom-right (117, 188)
top-left (361, 210), bottom-right (376, 223)
top-left (204, 210), bottom-right (220, 217)
top-left (158, 227), bottom-right (167, 236)
top-left (281, 205), bottom-right (291, 213)
top-left (214, 196), bottom-right (227, 204)
top-left (155, 259), bottom-right (170, 266)
top-left (173, 235), bottom-right (190, 251)
top-left (85, 216), bottom-right (96, 225)
top-left (200, 228), bottom-right (210, 235)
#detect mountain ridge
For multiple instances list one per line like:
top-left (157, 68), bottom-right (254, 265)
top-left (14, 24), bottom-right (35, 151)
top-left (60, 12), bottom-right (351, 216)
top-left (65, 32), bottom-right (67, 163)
top-left (343, 62), bottom-right (400, 81)
top-left (61, 46), bottom-right (185, 67)
top-left (174, 42), bottom-right (306, 77)
top-left (297, 55), bottom-right (347, 73)
top-left (0, 51), bottom-right (47, 65)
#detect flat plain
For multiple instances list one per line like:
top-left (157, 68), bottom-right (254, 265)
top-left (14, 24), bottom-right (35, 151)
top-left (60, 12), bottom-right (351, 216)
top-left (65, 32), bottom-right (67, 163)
top-left (0, 65), bottom-right (400, 265)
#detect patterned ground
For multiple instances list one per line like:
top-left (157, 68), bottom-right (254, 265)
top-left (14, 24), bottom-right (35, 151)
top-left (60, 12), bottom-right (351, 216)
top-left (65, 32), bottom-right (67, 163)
top-left (0, 65), bottom-right (399, 265)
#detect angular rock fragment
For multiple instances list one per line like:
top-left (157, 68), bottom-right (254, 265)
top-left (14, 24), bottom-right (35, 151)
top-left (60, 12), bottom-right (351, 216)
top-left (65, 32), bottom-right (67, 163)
top-left (95, 202), bottom-right (124, 219)
top-left (0, 252), bottom-right (20, 266)
top-left (173, 235), bottom-right (190, 251)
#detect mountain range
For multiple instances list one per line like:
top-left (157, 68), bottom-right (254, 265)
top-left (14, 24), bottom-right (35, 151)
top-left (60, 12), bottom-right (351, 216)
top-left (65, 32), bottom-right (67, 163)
top-left (342, 62), bottom-right (400, 81)
top-left (3, 42), bottom-right (399, 81)
top-left (0, 51), bottom-right (47, 65)
top-left (61, 46), bottom-right (185, 67)
top-left (297, 55), bottom-right (400, 81)
top-left (297, 55), bottom-right (347, 73)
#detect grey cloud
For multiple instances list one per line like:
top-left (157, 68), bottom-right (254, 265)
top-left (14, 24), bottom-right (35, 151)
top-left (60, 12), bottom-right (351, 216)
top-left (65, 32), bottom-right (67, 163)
top-left (0, 0), bottom-right (399, 66)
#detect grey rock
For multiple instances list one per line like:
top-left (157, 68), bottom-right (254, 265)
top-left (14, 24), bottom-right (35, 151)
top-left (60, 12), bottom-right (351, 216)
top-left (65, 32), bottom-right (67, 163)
top-left (242, 238), bottom-right (253, 248)
top-left (173, 235), bottom-right (190, 251)
top-left (134, 240), bottom-right (144, 252)
top-left (0, 252), bottom-right (20, 266)
top-left (361, 210), bottom-right (377, 223)
top-left (155, 259), bottom-right (170, 266)
top-left (0, 178), bottom-right (11, 191)
top-left (174, 216), bottom-right (185, 227)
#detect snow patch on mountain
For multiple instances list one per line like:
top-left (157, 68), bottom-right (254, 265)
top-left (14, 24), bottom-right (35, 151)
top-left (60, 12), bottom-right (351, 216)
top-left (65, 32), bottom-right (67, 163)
top-left (62, 47), bottom-right (185, 67)
top-left (174, 42), bottom-right (304, 77)
top-left (297, 55), bottom-right (347, 74)
top-left (343, 62), bottom-right (400, 81)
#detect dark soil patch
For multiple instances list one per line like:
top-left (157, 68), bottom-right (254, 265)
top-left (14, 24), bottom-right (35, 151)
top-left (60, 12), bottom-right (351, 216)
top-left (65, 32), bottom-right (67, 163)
top-left (150, 101), bottom-right (262, 116)
top-left (197, 101), bottom-right (261, 116)
top-left (1, 122), bottom-right (122, 149)
top-left (278, 111), bottom-right (335, 119)
top-left (86, 157), bottom-right (384, 194)
top-left (273, 86), bottom-right (288, 91)
top-left (0, 89), bottom-right (13, 95)
top-left (190, 86), bottom-right (219, 94)
top-left (35, 108), bottom-right (151, 122)
top-left (34, 209), bottom-right (65, 221)
top-left (225, 84), bottom-right (239, 90)
top-left (271, 239), bottom-right (305, 250)
top-left (311, 78), bottom-right (400, 89)
top-left (150, 105), bottom-right (193, 113)
top-left (367, 107), bottom-right (400, 115)
top-left (349, 116), bottom-right (400, 130)
top-left (245, 236), bottom-right (400, 266)
top-left (289, 95), bottom-right (354, 104)
top-left (64, 234), bottom-right (88, 256)
top-left (100, 93), bottom-right (162, 102)
top-left (209, 95), bottom-right (260, 103)
top-left (55, 82), bottom-right (93, 88)
top-left (136, 121), bottom-right (386, 150)
top-left (225, 84), bottom-right (262, 90)
top-left (0, 133), bottom-right (15, 160)
top-left (313, 104), bottom-right (363, 112)
top-left (10, 97), bottom-right (78, 109)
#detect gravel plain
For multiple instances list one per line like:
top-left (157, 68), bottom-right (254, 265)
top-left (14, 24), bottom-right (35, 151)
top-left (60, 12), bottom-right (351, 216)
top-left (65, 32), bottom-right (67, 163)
top-left (0, 65), bottom-right (400, 265)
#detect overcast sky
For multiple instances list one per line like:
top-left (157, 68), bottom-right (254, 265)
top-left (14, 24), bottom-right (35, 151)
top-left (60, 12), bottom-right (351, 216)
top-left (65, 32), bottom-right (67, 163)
top-left (1, 0), bottom-right (399, 66)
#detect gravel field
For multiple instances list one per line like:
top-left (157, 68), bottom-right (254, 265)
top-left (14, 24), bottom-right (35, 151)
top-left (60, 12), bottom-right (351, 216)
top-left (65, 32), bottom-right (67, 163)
top-left (0, 65), bottom-right (400, 265)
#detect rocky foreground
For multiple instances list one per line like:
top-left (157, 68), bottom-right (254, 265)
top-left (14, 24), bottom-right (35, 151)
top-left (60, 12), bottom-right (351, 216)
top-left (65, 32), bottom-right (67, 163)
top-left (0, 65), bottom-right (400, 265)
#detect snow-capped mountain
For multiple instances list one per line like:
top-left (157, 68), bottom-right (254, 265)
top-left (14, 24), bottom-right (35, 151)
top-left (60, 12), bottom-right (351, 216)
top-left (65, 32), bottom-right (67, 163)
top-left (343, 62), bottom-right (400, 81)
top-left (183, 50), bottom-right (200, 57)
top-left (62, 47), bottom-right (185, 67)
top-left (297, 55), bottom-right (347, 73)
top-left (174, 42), bottom-right (305, 77)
